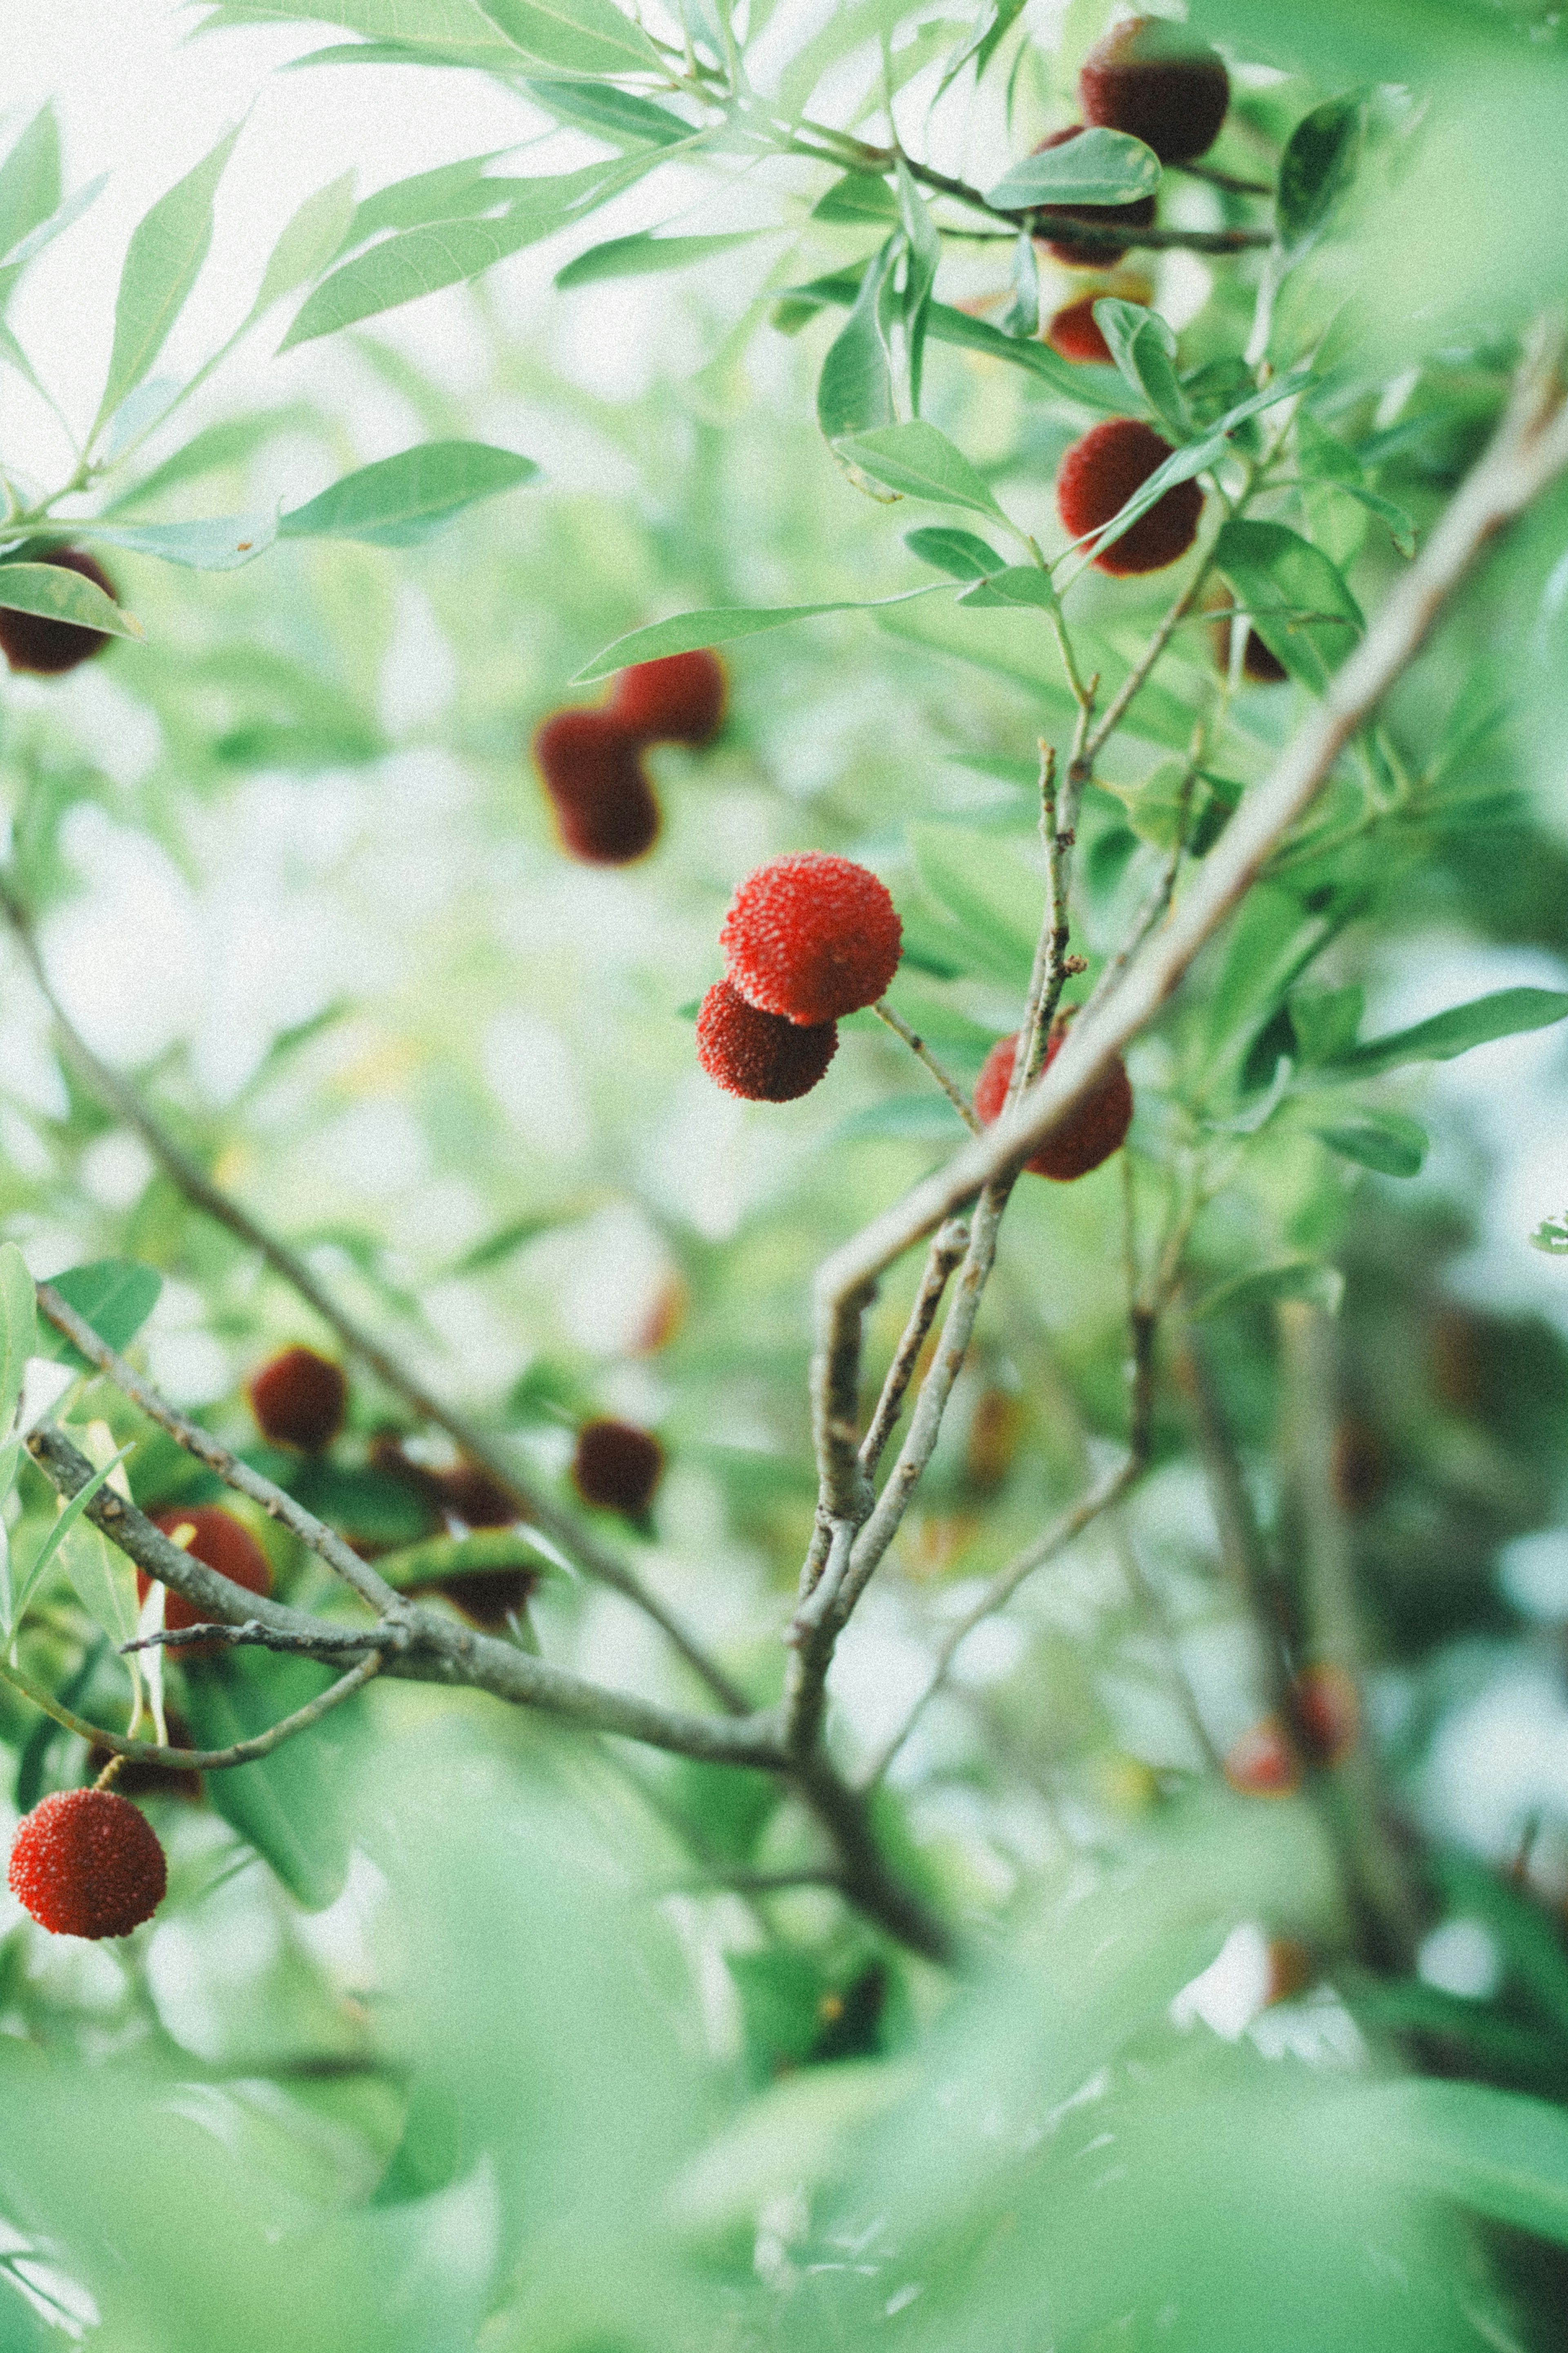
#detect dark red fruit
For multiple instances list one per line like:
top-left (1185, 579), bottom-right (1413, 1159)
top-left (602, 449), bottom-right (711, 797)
top-left (719, 851), bottom-right (902, 1025)
top-left (572, 1418), bottom-right (664, 1516)
top-left (609, 651), bottom-right (726, 747)
top-left (1295, 1662), bottom-right (1360, 1769)
top-left (973, 1021), bottom-right (1133, 1181)
top-left (696, 979), bottom-right (838, 1103)
top-left (1031, 126), bottom-right (1156, 268)
top-left (8, 1787), bottom-right (167, 1938)
top-left (142, 1507), bottom-right (273, 1649)
top-left (1223, 1717), bottom-right (1302, 1799)
top-left (439, 1463), bottom-right (518, 1529)
top-left (248, 1345), bottom-right (348, 1453)
top-left (408, 1567), bottom-right (539, 1633)
top-left (1057, 417), bottom-right (1203, 575)
top-left (1080, 16), bottom-right (1230, 165)
top-left (1045, 295), bottom-right (1118, 365)
top-left (532, 707), bottom-right (659, 866)
top-left (0, 547), bottom-right (118, 675)
top-left (1212, 616), bottom-right (1288, 683)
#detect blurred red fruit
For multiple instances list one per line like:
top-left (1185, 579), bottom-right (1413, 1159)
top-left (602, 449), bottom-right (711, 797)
top-left (572, 1418), bottom-right (664, 1516)
top-left (1045, 294), bottom-right (1117, 365)
top-left (1224, 1717), bottom-right (1303, 1798)
top-left (1080, 16), bottom-right (1230, 165)
top-left (249, 1345), bottom-right (348, 1453)
top-left (533, 706), bottom-right (660, 865)
top-left (973, 1021), bottom-right (1133, 1180)
top-left (0, 547), bottom-right (118, 674)
top-left (1031, 126), bottom-right (1156, 268)
top-left (142, 1507), bottom-right (274, 1653)
top-left (1296, 1661), bottom-right (1360, 1769)
top-left (609, 650), bottom-right (726, 747)
top-left (1057, 418), bottom-right (1203, 574)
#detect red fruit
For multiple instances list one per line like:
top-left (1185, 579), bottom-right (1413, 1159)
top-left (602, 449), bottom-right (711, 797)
top-left (572, 1418), bottom-right (664, 1516)
top-left (1045, 295), bottom-right (1117, 366)
top-left (249, 1345), bottom-right (348, 1453)
top-left (533, 707), bottom-right (660, 866)
top-left (1031, 126), bottom-right (1157, 268)
top-left (1079, 16), bottom-right (1230, 166)
top-left (141, 1507), bottom-right (274, 1650)
top-left (0, 547), bottom-right (118, 675)
top-left (1212, 617), bottom-right (1288, 683)
top-left (439, 1463), bottom-right (518, 1529)
top-left (719, 851), bottom-right (902, 1026)
top-left (972, 1021), bottom-right (1133, 1181)
top-left (408, 1568), bottom-right (539, 1633)
top-left (1224, 1717), bottom-right (1302, 1798)
top-left (697, 979), bottom-right (838, 1103)
top-left (8, 1787), bottom-right (167, 1938)
top-left (609, 651), bottom-right (726, 747)
top-left (1057, 418), bottom-right (1203, 575)
top-left (1295, 1661), bottom-right (1360, 1769)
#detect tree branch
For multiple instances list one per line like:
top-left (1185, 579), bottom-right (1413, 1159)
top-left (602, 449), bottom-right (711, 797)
top-left (0, 1646), bottom-right (384, 1772)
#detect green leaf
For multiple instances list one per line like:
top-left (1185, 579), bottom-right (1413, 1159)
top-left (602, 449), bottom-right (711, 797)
top-left (474, 0), bottom-right (663, 72)
top-left (998, 227), bottom-right (1040, 340)
top-left (15, 1442), bottom-right (137, 1635)
top-left (909, 823), bottom-right (1040, 988)
top-left (1336, 482), bottom-right (1417, 557)
top-left (1288, 984), bottom-right (1364, 1064)
top-left (936, 0), bottom-right (1027, 96)
top-left (0, 559), bottom-right (143, 642)
top-left (1306, 1111), bottom-right (1428, 1177)
top-left (1093, 298), bottom-right (1189, 439)
top-left (985, 126), bottom-right (1161, 210)
top-left (278, 441), bottom-right (537, 548)
top-left (103, 404), bottom-right (320, 511)
top-left (571, 581), bottom-right (951, 680)
top-left (1345, 2077), bottom-right (1568, 2248)
top-left (1193, 1260), bottom-right (1344, 1320)
top-left (0, 1245), bottom-right (36, 1434)
top-left (180, 1648), bottom-right (361, 1909)
top-left (91, 124), bottom-right (242, 444)
top-left (0, 105), bottom-right (61, 267)
top-left (66, 514), bottom-right (277, 571)
top-left (833, 1091), bottom-right (971, 1144)
top-left (817, 239), bottom-right (898, 442)
top-left (1074, 428), bottom-right (1230, 564)
top-left (0, 170), bottom-right (107, 281)
top-left (446, 1212), bottom-right (576, 1276)
top-left (1276, 97), bottom-right (1365, 260)
top-left (340, 151), bottom-right (516, 247)
top-left (40, 1259), bottom-right (163, 1368)
top-left (1327, 986), bottom-right (1568, 1077)
top-left (1202, 884), bottom-right (1330, 1071)
top-left (957, 563), bottom-right (1058, 610)
top-left (833, 421), bottom-right (1008, 522)
top-left (895, 157), bottom-right (940, 415)
top-left (251, 169), bottom-right (358, 314)
top-left (524, 79), bottom-right (692, 146)
top-left (904, 525), bottom-right (1002, 578)
top-left (811, 172), bottom-right (899, 224)
top-left (1213, 518), bottom-right (1363, 691)
top-left (556, 230), bottom-right (764, 290)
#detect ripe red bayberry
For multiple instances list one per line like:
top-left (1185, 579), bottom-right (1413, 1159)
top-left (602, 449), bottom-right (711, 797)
top-left (1295, 1661), bottom-right (1360, 1769)
top-left (533, 706), bottom-right (659, 866)
top-left (9, 1787), bottom-right (167, 1938)
top-left (973, 1021), bottom-right (1134, 1181)
top-left (609, 650), bottom-right (726, 747)
top-left (697, 979), bottom-right (839, 1102)
top-left (1057, 418), bottom-right (1203, 575)
top-left (1079, 16), bottom-right (1230, 166)
top-left (440, 1462), bottom-right (518, 1529)
top-left (1224, 1717), bottom-right (1302, 1798)
top-left (1031, 126), bottom-right (1156, 268)
top-left (142, 1506), bottom-right (274, 1647)
top-left (572, 1418), bottom-right (664, 1516)
top-left (0, 547), bottom-right (118, 675)
top-left (719, 852), bottom-right (902, 1026)
top-left (1045, 295), bottom-right (1117, 366)
top-left (249, 1345), bottom-right (348, 1453)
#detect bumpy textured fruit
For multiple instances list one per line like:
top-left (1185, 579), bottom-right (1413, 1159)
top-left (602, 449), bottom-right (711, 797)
top-left (0, 547), bottom-right (118, 675)
top-left (533, 707), bottom-right (659, 865)
top-left (973, 1021), bottom-right (1133, 1180)
top-left (720, 851), bottom-right (902, 1025)
top-left (1223, 1717), bottom-right (1302, 1798)
top-left (1031, 126), bottom-right (1156, 268)
top-left (142, 1506), bottom-right (274, 1645)
top-left (249, 1345), bottom-right (347, 1452)
top-left (697, 979), bottom-right (838, 1103)
top-left (1079, 16), bottom-right (1230, 165)
top-left (9, 1787), bottom-right (167, 1938)
top-left (1045, 295), bottom-right (1117, 365)
top-left (1057, 418), bottom-right (1203, 574)
top-left (572, 1418), bottom-right (664, 1516)
top-left (609, 651), bottom-right (726, 747)
top-left (1295, 1661), bottom-right (1360, 1768)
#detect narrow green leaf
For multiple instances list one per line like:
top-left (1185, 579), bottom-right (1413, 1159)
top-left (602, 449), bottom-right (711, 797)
top-left (1327, 986), bottom-right (1568, 1077)
top-left (1337, 482), bottom-right (1417, 557)
top-left (571, 580), bottom-right (951, 680)
top-left (1093, 297), bottom-right (1189, 438)
top-left (1213, 518), bottom-right (1363, 690)
top-left (0, 1245), bottom-right (36, 1434)
top-left (895, 157), bottom-right (940, 415)
top-left (904, 525), bottom-right (1003, 579)
top-left (985, 126), bottom-right (1160, 210)
top-left (474, 0), bottom-right (663, 72)
top-left (180, 1649), bottom-right (362, 1910)
top-left (0, 171), bottom-right (107, 280)
top-left (340, 151), bottom-right (516, 249)
top-left (1306, 1111), bottom-right (1428, 1177)
top-left (811, 173), bottom-right (898, 224)
top-left (556, 229), bottom-right (764, 290)
top-left (40, 1259), bottom-right (163, 1368)
top-left (278, 440), bottom-right (537, 548)
top-left (0, 562), bottom-right (143, 642)
top-left (91, 124), bottom-right (243, 442)
top-left (1193, 1260), bottom-right (1344, 1320)
top-left (817, 239), bottom-right (898, 442)
top-left (65, 513), bottom-right (277, 571)
top-left (1073, 429), bottom-right (1229, 564)
top-left (524, 79), bottom-right (691, 146)
top-left (957, 564), bottom-right (1058, 611)
top-left (104, 406), bottom-right (319, 511)
top-left (0, 105), bottom-right (61, 267)
top-left (833, 421), bottom-right (1007, 523)
top-left (446, 1212), bottom-right (577, 1276)
top-left (909, 823), bottom-right (1040, 988)
top-left (1345, 2077), bottom-right (1568, 2248)
top-left (937, 0), bottom-right (1027, 96)
top-left (17, 1443), bottom-right (137, 1633)
top-left (1277, 97), bottom-right (1364, 260)
top-left (1288, 983), bottom-right (1365, 1064)
top-left (0, 316), bottom-right (49, 402)
top-left (251, 169), bottom-right (358, 314)
top-left (283, 35), bottom-right (521, 66)
top-left (0, 1438), bottom-right (18, 1635)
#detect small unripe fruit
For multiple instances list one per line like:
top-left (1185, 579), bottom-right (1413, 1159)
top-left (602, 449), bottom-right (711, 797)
top-left (1045, 294), bottom-right (1117, 366)
top-left (572, 1418), bottom-right (664, 1516)
top-left (141, 1506), bottom-right (274, 1650)
top-left (0, 546), bottom-right (118, 675)
top-left (1295, 1661), bottom-right (1360, 1769)
top-left (1057, 418), bottom-right (1203, 575)
top-left (1079, 16), bottom-right (1230, 166)
top-left (8, 1787), bottom-right (167, 1938)
top-left (608, 650), bottom-right (726, 747)
top-left (719, 851), bottom-right (902, 1025)
top-left (1224, 1716), bottom-right (1302, 1798)
top-left (696, 979), bottom-right (838, 1102)
top-left (533, 707), bottom-right (659, 866)
top-left (973, 1021), bottom-right (1133, 1181)
top-left (1031, 126), bottom-right (1156, 268)
top-left (248, 1345), bottom-right (348, 1453)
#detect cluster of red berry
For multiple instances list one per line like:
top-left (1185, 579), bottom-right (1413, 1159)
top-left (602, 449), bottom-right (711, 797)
top-left (533, 649), bottom-right (727, 865)
top-left (696, 852), bottom-right (903, 1103)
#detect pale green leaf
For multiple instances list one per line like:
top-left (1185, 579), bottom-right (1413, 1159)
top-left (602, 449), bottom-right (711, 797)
top-left (571, 580), bottom-right (950, 680)
top-left (958, 563), bottom-right (1058, 611)
top-left (64, 513), bottom-right (277, 571)
top-left (1093, 297), bottom-right (1189, 438)
top-left (40, 1259), bottom-right (163, 1367)
top-left (986, 126), bottom-right (1160, 210)
top-left (474, 0), bottom-right (663, 72)
top-left (92, 124), bottom-right (243, 442)
top-left (0, 171), bottom-right (107, 281)
top-left (524, 80), bottom-right (692, 146)
top-left (48, 1441), bottom-right (141, 1650)
top-left (1193, 1260), bottom-right (1344, 1320)
top-left (833, 420), bottom-right (1008, 522)
top-left (278, 440), bottom-right (537, 547)
top-left (0, 562), bottom-right (143, 642)
top-left (0, 105), bottom-right (61, 266)
top-left (816, 239), bottom-right (898, 442)
top-left (251, 169), bottom-right (358, 314)
top-left (0, 1245), bottom-right (36, 1435)
top-left (904, 525), bottom-right (1003, 578)
top-left (1213, 518), bottom-right (1363, 690)
top-left (556, 229), bottom-right (765, 290)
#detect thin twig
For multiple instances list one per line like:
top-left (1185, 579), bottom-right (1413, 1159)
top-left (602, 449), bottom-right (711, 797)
top-left (0, 1647), bottom-right (384, 1773)
top-left (858, 1216), bottom-right (970, 1480)
top-left (871, 1000), bottom-right (981, 1131)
